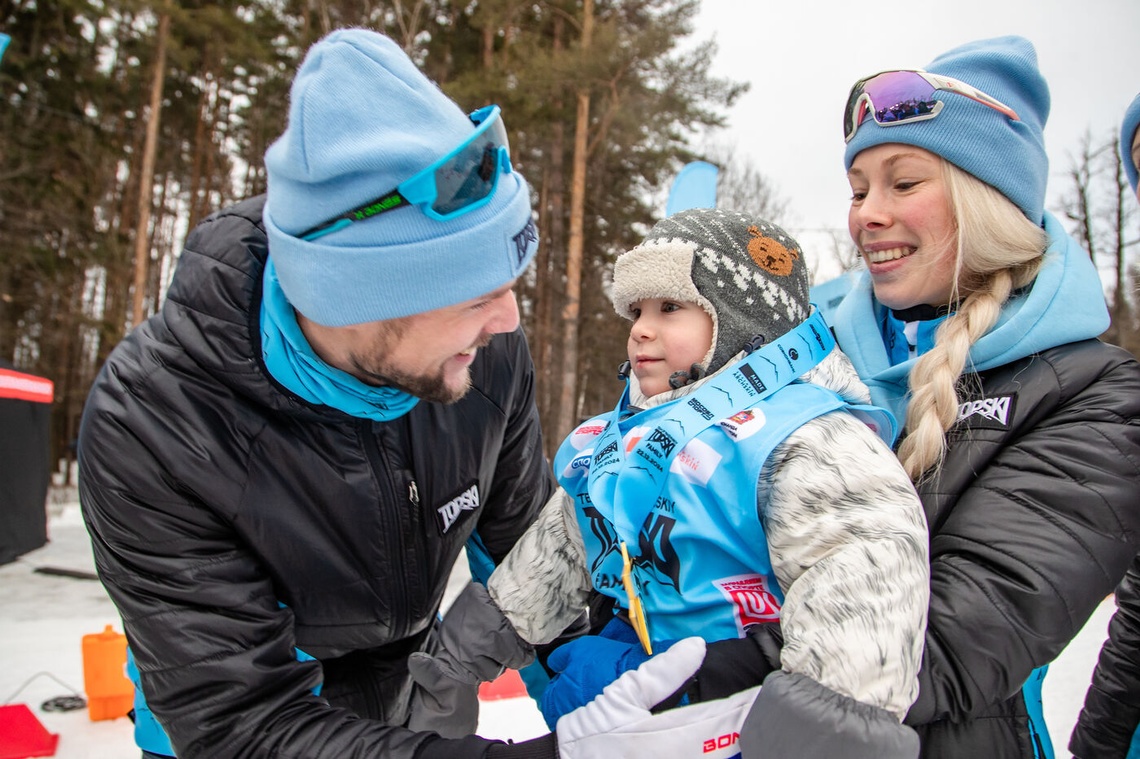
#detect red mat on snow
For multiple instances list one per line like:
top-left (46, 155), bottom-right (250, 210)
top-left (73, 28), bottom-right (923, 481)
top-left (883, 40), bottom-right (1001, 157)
top-left (479, 668), bottom-right (528, 701)
top-left (0, 703), bottom-right (59, 758)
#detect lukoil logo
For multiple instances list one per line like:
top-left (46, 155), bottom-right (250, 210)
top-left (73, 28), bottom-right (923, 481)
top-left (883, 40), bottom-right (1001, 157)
top-left (715, 573), bottom-right (782, 633)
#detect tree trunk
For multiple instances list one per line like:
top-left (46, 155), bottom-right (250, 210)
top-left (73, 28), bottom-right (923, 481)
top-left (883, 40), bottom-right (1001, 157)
top-left (131, 5), bottom-right (170, 329)
top-left (187, 51), bottom-right (212, 230)
top-left (535, 16), bottom-right (567, 456)
top-left (555, 0), bottom-right (593, 442)
top-left (482, 24), bottom-right (494, 69)
top-left (1111, 135), bottom-right (1128, 328)
top-left (148, 173), bottom-right (172, 310)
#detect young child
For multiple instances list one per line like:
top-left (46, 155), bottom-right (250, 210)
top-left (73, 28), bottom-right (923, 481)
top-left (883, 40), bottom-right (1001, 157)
top-left (418, 208), bottom-right (930, 757)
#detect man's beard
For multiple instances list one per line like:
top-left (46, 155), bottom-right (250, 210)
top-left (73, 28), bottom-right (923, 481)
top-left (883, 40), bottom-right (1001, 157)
top-left (360, 360), bottom-right (469, 405)
top-left (347, 321), bottom-right (489, 405)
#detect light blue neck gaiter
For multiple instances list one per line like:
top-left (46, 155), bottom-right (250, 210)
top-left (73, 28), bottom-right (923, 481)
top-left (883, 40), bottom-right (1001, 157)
top-left (260, 258), bottom-right (419, 422)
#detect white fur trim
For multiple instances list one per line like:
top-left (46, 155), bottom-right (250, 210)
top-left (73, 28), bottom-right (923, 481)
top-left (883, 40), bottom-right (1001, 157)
top-left (761, 412), bottom-right (928, 720)
top-left (612, 240), bottom-right (718, 368)
top-left (487, 489), bottom-right (591, 644)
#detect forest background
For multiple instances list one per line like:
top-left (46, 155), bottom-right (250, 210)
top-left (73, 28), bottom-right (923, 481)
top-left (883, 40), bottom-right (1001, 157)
top-left (1, 0), bottom-right (1136, 475)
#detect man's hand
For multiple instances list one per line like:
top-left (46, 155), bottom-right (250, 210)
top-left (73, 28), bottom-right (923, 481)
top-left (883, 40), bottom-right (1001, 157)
top-left (406, 582), bottom-right (534, 738)
top-left (556, 637), bottom-right (761, 759)
top-left (406, 643), bottom-right (482, 738)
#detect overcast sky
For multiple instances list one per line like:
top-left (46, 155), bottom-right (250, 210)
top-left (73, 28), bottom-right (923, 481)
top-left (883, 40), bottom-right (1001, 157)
top-left (690, 0), bottom-right (1140, 259)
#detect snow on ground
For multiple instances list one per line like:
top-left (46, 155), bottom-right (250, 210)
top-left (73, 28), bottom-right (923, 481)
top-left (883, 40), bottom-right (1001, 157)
top-left (0, 498), bottom-right (1116, 758)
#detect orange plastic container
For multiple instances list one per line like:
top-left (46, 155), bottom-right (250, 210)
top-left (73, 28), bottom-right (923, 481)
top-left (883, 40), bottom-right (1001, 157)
top-left (81, 624), bottom-right (134, 721)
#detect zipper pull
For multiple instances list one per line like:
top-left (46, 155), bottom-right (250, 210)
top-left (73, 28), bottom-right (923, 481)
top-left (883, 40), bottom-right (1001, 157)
top-left (408, 480), bottom-right (420, 507)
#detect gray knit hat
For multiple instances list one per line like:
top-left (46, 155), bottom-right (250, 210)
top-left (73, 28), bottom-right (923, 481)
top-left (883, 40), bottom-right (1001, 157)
top-left (611, 208), bottom-right (810, 377)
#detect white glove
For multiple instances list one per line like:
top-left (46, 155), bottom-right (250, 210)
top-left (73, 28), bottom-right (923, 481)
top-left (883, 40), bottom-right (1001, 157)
top-left (556, 637), bottom-right (762, 759)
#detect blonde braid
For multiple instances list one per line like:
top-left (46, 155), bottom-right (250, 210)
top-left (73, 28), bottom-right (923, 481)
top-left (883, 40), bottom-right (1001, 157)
top-left (898, 273), bottom-right (1011, 480)
top-left (896, 160), bottom-right (1047, 482)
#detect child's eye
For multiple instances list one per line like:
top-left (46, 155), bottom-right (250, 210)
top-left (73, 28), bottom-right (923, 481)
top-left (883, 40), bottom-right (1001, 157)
top-left (661, 302), bottom-right (681, 313)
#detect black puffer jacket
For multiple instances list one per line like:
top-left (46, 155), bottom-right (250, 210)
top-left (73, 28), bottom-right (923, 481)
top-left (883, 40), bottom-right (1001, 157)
top-left (78, 196), bottom-right (554, 759)
top-left (1070, 554), bottom-right (1140, 758)
top-left (903, 339), bottom-right (1140, 758)
top-left (709, 336), bottom-right (1140, 759)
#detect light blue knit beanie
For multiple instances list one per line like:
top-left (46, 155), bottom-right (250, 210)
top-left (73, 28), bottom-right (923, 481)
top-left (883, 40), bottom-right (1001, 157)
top-left (845, 35), bottom-right (1050, 225)
top-left (264, 29), bottom-right (538, 326)
top-left (1121, 93), bottom-right (1140, 193)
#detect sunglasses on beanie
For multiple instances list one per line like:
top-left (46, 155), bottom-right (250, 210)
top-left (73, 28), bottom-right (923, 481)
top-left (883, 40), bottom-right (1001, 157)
top-left (299, 105), bottom-right (512, 241)
top-left (844, 69), bottom-right (1020, 143)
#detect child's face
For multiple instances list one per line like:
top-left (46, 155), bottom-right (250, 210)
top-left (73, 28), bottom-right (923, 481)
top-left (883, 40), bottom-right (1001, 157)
top-left (626, 298), bottom-right (714, 397)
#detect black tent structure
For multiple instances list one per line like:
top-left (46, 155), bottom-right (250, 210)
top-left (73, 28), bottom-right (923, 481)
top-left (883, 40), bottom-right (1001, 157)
top-left (0, 362), bottom-right (54, 565)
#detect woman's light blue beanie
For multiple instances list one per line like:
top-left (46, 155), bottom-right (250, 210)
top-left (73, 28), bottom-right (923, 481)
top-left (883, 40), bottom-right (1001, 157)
top-left (263, 29), bottom-right (538, 326)
top-left (845, 35), bottom-right (1050, 225)
top-left (1121, 93), bottom-right (1140, 193)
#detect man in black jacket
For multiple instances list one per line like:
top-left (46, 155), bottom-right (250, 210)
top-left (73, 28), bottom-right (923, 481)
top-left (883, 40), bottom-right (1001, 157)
top-left (80, 28), bottom-right (732, 759)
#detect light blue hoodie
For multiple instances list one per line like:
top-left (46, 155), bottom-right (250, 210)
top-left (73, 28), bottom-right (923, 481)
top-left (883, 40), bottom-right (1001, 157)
top-left (820, 212), bottom-right (1109, 423)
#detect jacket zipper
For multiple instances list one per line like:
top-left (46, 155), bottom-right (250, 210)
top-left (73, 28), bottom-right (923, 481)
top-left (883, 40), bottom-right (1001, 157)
top-left (360, 421), bottom-right (412, 639)
top-left (405, 478), bottom-right (433, 621)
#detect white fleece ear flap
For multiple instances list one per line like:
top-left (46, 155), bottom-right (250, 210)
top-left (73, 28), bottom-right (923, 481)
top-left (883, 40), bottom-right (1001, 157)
top-left (611, 240), bottom-right (719, 370)
top-left (611, 242), bottom-right (699, 318)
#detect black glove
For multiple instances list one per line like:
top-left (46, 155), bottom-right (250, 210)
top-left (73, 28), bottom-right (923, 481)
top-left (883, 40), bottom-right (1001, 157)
top-left (406, 582), bottom-right (534, 738)
top-left (654, 621), bottom-right (784, 711)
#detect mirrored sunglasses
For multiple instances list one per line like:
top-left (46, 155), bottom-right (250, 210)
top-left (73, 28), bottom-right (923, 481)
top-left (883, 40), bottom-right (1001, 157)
top-left (299, 105), bottom-right (512, 241)
top-left (844, 69), bottom-right (1019, 144)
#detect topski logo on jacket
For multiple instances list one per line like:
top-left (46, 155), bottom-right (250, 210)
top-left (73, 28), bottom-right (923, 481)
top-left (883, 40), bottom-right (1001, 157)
top-left (436, 483), bottom-right (480, 534)
top-left (955, 393), bottom-right (1016, 430)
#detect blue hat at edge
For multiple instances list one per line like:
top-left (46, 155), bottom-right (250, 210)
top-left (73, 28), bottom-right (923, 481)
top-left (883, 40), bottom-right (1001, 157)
top-left (263, 29), bottom-right (538, 326)
top-left (1121, 92), bottom-right (1140, 193)
top-left (844, 35), bottom-right (1050, 225)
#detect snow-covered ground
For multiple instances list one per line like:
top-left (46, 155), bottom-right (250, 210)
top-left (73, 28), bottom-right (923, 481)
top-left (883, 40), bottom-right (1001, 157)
top-left (0, 496), bottom-right (1116, 758)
